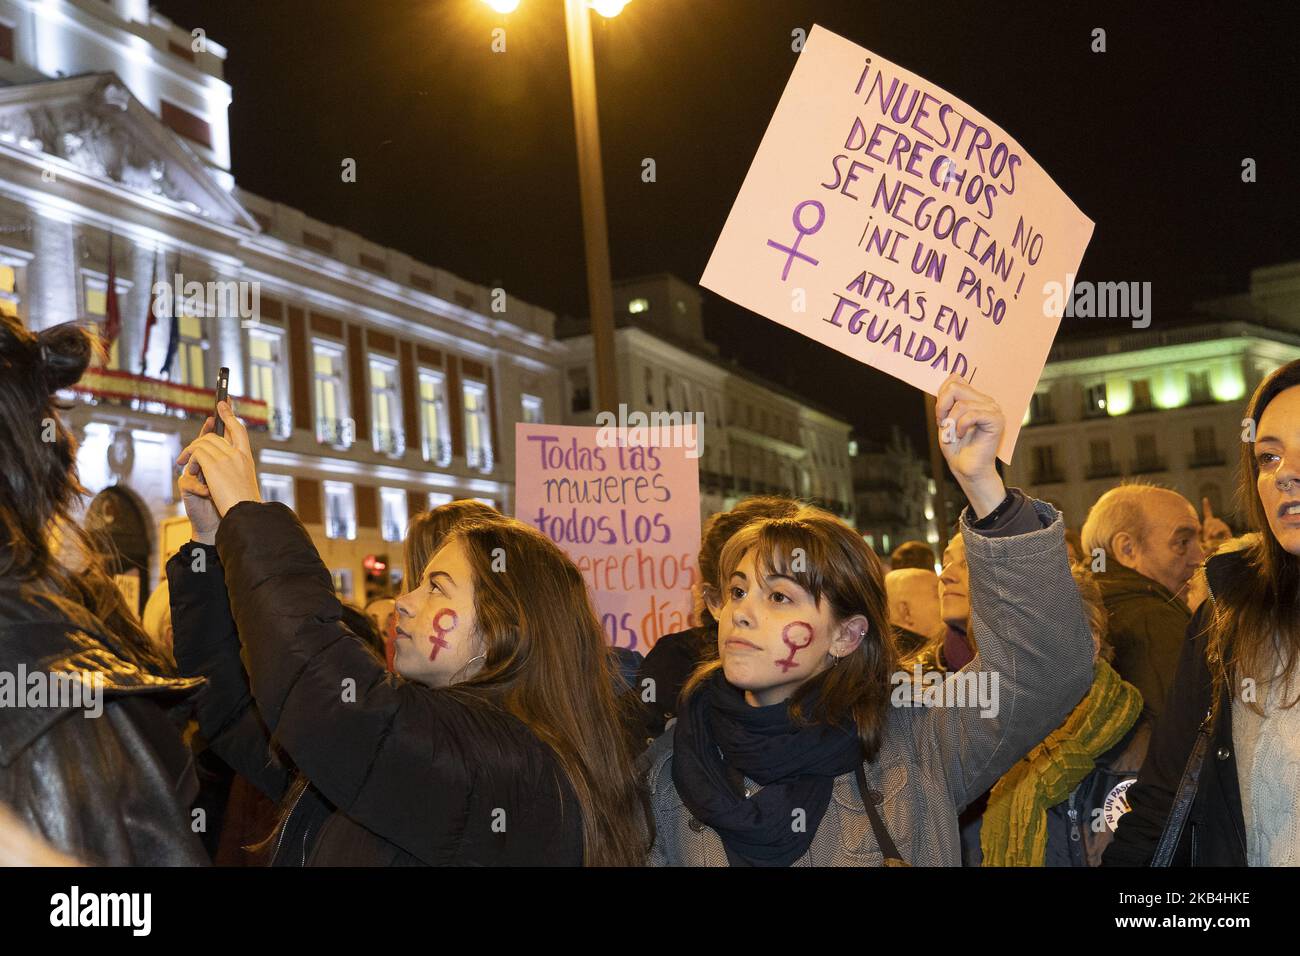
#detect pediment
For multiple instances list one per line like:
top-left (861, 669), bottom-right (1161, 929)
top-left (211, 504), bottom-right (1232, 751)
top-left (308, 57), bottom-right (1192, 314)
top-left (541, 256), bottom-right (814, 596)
top-left (0, 73), bottom-right (257, 230)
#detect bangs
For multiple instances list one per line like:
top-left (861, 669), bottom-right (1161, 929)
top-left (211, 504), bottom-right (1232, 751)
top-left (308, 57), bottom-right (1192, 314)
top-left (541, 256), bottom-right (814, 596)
top-left (719, 518), bottom-right (830, 606)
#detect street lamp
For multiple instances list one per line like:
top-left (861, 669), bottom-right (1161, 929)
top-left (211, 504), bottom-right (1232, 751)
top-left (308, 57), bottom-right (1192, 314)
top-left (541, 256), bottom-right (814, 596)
top-left (482, 0), bottom-right (625, 417)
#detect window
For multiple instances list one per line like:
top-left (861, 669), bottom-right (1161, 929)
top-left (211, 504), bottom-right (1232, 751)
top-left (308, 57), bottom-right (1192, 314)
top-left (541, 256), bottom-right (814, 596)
top-left (1031, 445), bottom-right (1062, 483)
top-left (1134, 434), bottom-right (1162, 471)
top-left (644, 367), bottom-right (654, 406)
top-left (331, 569), bottom-right (354, 600)
top-left (568, 366), bottom-right (591, 414)
top-left (1088, 439), bottom-right (1115, 478)
top-left (1188, 370), bottom-right (1212, 403)
top-left (248, 329), bottom-right (291, 438)
top-left (1027, 391), bottom-right (1054, 425)
top-left (474, 498), bottom-right (497, 509)
top-left (1131, 379), bottom-right (1153, 412)
top-left (1192, 426), bottom-right (1221, 466)
top-left (380, 487), bottom-right (408, 543)
top-left (177, 311), bottom-right (206, 387)
top-left (463, 381), bottom-right (493, 471)
top-left (428, 492), bottom-right (453, 509)
top-left (83, 275), bottom-right (124, 370)
top-left (0, 23), bottom-right (13, 62)
top-left (259, 474), bottom-right (294, 508)
top-left (0, 263), bottom-right (19, 317)
top-left (1083, 383), bottom-right (1108, 418)
top-left (323, 481), bottom-right (356, 540)
top-left (418, 370), bottom-right (451, 465)
top-left (313, 341), bottom-right (350, 447)
top-left (521, 394), bottom-right (543, 424)
top-left (370, 357), bottom-right (403, 456)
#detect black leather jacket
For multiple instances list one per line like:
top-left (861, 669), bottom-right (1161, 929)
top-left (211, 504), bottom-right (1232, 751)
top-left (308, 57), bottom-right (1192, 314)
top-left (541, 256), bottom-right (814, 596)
top-left (0, 579), bottom-right (209, 865)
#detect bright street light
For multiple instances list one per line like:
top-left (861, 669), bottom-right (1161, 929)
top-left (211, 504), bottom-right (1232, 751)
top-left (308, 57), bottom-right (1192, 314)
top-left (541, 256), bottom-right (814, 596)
top-left (588, 0), bottom-right (629, 16)
top-left (478, 0), bottom-right (627, 414)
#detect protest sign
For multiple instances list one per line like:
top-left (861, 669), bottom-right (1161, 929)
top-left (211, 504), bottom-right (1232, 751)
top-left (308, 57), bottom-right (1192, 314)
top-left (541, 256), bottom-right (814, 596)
top-left (514, 423), bottom-right (700, 651)
top-left (701, 24), bottom-right (1094, 461)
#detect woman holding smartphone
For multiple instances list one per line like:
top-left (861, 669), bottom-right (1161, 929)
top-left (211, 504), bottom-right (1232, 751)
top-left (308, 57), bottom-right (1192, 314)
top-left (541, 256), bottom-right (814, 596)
top-left (171, 405), bottom-right (650, 865)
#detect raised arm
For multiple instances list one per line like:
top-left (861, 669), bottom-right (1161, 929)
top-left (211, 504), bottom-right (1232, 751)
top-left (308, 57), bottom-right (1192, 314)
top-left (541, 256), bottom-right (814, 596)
top-left (177, 404), bottom-right (476, 863)
top-left (911, 375), bottom-right (1094, 810)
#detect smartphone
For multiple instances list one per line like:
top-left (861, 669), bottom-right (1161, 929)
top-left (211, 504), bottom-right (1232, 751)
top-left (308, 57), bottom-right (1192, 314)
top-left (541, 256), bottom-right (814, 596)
top-left (213, 367), bottom-right (230, 438)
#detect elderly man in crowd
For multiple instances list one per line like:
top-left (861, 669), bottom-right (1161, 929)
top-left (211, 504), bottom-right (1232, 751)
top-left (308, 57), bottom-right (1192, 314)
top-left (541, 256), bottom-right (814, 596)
top-left (1081, 483), bottom-right (1204, 720)
top-left (885, 567), bottom-right (946, 660)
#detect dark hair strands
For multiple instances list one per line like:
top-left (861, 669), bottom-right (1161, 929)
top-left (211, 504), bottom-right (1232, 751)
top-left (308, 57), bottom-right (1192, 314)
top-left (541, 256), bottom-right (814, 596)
top-left (1209, 359), bottom-right (1300, 721)
top-left (683, 505), bottom-right (896, 762)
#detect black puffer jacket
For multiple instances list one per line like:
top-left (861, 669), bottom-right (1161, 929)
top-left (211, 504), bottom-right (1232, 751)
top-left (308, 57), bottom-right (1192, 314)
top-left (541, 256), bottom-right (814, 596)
top-left (0, 580), bottom-right (208, 865)
top-left (170, 501), bottom-right (585, 866)
top-left (1103, 547), bottom-right (1250, 866)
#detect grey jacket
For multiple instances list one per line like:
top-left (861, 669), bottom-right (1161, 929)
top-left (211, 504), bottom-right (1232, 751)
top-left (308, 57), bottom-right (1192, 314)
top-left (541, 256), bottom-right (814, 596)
top-left (646, 499), bottom-right (1094, 866)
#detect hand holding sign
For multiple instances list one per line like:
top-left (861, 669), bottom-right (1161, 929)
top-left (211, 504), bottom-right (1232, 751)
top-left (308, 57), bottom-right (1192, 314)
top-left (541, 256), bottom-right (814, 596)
top-left (936, 373), bottom-right (1006, 520)
top-left (701, 25), bottom-right (1094, 462)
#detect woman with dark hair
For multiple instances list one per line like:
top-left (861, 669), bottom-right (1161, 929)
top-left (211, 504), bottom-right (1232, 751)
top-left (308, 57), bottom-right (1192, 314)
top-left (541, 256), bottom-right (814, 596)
top-left (170, 407), bottom-right (650, 865)
top-left (637, 496), bottom-right (801, 741)
top-left (0, 314), bottom-right (206, 865)
top-left (646, 374), bottom-right (1095, 865)
top-left (1107, 359), bottom-right (1300, 866)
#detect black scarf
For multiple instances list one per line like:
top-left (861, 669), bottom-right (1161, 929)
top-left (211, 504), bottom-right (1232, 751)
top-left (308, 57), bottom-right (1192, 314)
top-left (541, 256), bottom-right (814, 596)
top-left (672, 671), bottom-right (863, 866)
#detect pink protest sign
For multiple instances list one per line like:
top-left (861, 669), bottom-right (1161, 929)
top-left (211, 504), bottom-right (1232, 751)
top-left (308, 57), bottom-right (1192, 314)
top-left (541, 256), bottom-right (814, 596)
top-left (701, 24), bottom-right (1094, 462)
top-left (514, 423), bottom-right (700, 652)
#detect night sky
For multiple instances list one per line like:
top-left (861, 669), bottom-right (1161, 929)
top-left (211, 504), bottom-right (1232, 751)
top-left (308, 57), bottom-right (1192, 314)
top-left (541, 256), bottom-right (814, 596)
top-left (153, 0), bottom-right (1299, 450)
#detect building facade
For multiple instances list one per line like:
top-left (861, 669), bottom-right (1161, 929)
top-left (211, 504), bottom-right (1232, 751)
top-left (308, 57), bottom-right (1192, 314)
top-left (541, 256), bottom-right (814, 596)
top-left (1006, 262), bottom-right (1300, 530)
top-left (0, 0), bottom-right (566, 604)
top-left (560, 273), bottom-right (855, 525)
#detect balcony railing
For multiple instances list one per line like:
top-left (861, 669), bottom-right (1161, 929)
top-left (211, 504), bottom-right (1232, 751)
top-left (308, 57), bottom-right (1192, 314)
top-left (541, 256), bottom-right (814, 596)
top-left (317, 417), bottom-right (354, 448)
top-left (374, 426), bottom-right (405, 457)
top-left (1031, 468), bottom-right (1066, 485)
top-left (466, 444), bottom-right (495, 474)
top-left (269, 407), bottom-right (294, 440)
top-left (325, 516), bottom-right (354, 540)
top-left (1189, 451), bottom-right (1226, 468)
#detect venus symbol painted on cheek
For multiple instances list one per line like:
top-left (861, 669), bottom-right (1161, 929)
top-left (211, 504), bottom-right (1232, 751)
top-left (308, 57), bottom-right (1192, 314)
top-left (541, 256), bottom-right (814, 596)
top-left (428, 608), bottom-right (458, 661)
top-left (775, 622), bottom-right (814, 672)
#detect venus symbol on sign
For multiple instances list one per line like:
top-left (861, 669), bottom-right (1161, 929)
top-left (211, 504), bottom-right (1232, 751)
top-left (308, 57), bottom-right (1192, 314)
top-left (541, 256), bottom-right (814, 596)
top-left (766, 200), bottom-right (825, 281)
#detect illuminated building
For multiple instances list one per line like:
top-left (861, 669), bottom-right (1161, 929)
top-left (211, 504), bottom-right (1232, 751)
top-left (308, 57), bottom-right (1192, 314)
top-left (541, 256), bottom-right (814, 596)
top-left (559, 274), bottom-right (855, 524)
top-left (1006, 262), bottom-right (1300, 529)
top-left (0, 0), bottom-right (565, 605)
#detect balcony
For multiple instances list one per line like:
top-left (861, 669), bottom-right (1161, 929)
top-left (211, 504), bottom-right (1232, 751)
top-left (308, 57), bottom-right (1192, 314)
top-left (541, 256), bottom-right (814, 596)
top-left (269, 407), bottom-right (294, 440)
top-left (422, 436), bottom-right (453, 468)
top-left (316, 417), bottom-right (353, 448)
top-left (70, 368), bottom-right (269, 428)
top-left (1189, 451), bottom-right (1227, 469)
top-left (1031, 468), bottom-right (1066, 485)
top-left (466, 444), bottom-right (495, 474)
top-left (373, 426), bottom-right (405, 458)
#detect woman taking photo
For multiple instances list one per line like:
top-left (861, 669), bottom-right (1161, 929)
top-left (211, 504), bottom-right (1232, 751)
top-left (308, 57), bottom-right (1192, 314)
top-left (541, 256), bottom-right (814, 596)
top-left (1107, 359), bottom-right (1300, 866)
top-left (172, 409), bottom-right (649, 865)
top-left (0, 315), bottom-right (205, 865)
top-left (645, 374), bottom-right (1095, 866)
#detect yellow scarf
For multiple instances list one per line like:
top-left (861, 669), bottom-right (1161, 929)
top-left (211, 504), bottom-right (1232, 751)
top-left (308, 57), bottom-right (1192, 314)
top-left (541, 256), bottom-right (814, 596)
top-left (979, 659), bottom-right (1142, 867)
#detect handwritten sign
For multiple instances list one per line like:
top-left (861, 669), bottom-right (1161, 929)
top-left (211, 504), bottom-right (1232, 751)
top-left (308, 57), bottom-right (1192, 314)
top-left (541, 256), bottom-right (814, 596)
top-left (514, 423), bottom-right (700, 652)
top-left (701, 24), bottom-right (1094, 461)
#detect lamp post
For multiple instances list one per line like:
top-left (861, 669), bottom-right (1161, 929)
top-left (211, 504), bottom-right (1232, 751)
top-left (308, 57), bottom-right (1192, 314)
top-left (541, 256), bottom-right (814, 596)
top-left (483, 0), bottom-right (625, 416)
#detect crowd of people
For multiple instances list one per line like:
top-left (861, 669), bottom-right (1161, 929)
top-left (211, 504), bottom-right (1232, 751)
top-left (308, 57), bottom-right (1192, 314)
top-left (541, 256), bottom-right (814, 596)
top-left (2, 309), bottom-right (1298, 867)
